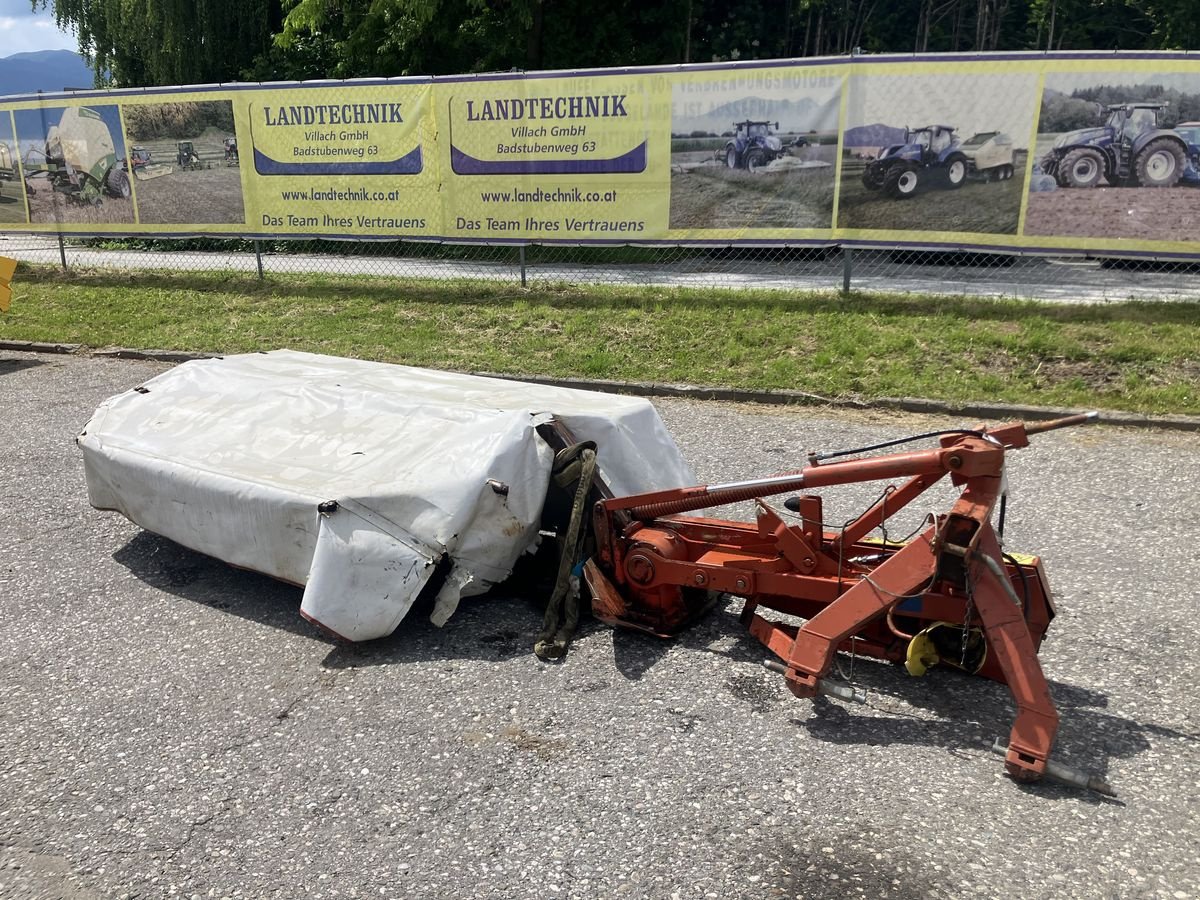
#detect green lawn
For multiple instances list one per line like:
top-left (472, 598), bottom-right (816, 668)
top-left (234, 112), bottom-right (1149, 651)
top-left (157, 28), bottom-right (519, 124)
top-left (3, 266), bottom-right (1198, 415)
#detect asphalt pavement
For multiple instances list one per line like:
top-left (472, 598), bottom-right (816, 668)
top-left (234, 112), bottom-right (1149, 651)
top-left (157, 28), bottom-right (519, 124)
top-left (1, 351), bottom-right (1197, 899)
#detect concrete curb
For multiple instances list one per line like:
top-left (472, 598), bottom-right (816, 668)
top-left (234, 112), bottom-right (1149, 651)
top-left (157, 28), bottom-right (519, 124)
top-left (3, 341), bottom-right (1198, 432)
top-left (0, 340), bottom-right (83, 355)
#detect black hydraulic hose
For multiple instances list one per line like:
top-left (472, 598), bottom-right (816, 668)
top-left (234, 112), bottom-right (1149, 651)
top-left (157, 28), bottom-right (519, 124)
top-left (810, 429), bottom-right (986, 463)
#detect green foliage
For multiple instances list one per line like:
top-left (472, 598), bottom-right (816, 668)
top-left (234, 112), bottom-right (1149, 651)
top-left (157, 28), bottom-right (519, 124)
top-left (1040, 83), bottom-right (1200, 132)
top-left (38, 0), bottom-right (1200, 89)
top-left (37, 0), bottom-right (279, 87)
top-left (261, 0), bottom-right (1200, 82)
top-left (123, 102), bottom-right (236, 141)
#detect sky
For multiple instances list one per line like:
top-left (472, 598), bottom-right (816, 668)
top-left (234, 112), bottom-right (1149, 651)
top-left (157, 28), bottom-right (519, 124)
top-left (845, 72), bottom-right (1041, 144)
top-left (1044, 71), bottom-right (1200, 95)
top-left (0, 0), bottom-right (77, 57)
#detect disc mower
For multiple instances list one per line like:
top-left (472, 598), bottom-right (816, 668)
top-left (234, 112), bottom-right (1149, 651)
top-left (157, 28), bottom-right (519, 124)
top-left (126, 146), bottom-right (173, 182)
top-left (80, 352), bottom-right (1111, 796)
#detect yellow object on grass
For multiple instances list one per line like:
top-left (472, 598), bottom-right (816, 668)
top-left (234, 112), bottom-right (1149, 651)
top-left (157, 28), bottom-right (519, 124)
top-left (0, 256), bottom-right (15, 312)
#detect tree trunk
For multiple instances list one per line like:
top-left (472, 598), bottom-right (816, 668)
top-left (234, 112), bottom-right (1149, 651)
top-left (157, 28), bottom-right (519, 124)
top-left (683, 0), bottom-right (693, 62)
top-left (526, 0), bottom-right (544, 69)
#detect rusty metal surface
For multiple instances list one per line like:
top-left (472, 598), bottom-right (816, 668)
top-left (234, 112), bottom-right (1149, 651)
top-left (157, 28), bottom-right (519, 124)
top-left (1, 350), bottom-right (1197, 899)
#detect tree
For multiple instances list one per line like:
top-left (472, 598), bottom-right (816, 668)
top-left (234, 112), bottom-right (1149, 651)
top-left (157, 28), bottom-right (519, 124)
top-left (272, 0), bottom-right (694, 77)
top-left (36, 0), bottom-right (280, 87)
top-left (38, 0), bottom-right (1200, 88)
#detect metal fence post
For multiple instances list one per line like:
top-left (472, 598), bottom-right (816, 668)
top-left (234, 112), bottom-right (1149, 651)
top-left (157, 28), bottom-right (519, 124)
top-left (58, 233), bottom-right (67, 271)
top-left (842, 247), bottom-right (853, 294)
top-left (519, 244), bottom-right (528, 287)
top-left (254, 240), bottom-right (264, 280)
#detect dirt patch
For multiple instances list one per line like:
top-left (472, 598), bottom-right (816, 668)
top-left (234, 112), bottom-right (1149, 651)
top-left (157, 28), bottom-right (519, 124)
top-left (132, 162), bottom-right (246, 226)
top-left (669, 144), bottom-right (837, 230)
top-left (24, 176), bottom-right (134, 226)
top-left (1024, 185), bottom-right (1200, 241)
top-left (126, 134), bottom-right (243, 225)
top-left (1026, 357), bottom-right (1126, 390)
top-left (976, 351), bottom-right (1200, 394)
top-left (837, 152), bottom-right (1028, 234)
top-left (0, 184), bottom-right (26, 223)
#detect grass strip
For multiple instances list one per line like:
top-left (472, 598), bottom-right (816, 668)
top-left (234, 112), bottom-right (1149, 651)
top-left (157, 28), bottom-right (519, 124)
top-left (2, 267), bottom-right (1198, 415)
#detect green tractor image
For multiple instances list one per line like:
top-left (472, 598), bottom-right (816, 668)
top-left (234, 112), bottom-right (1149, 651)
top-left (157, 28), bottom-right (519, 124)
top-left (22, 107), bottom-right (130, 206)
top-left (176, 140), bottom-right (209, 171)
top-left (1040, 103), bottom-right (1190, 188)
top-left (0, 141), bottom-right (15, 200)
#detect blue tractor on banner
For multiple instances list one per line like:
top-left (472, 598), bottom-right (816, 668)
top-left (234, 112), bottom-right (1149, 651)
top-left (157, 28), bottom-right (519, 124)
top-left (721, 120), bottom-right (786, 171)
top-left (1040, 102), bottom-right (1193, 188)
top-left (860, 125), bottom-right (987, 199)
top-left (1173, 121), bottom-right (1200, 185)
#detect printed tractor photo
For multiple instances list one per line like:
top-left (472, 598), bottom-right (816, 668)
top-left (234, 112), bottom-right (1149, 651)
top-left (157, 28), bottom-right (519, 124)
top-left (0, 139), bottom-right (23, 222)
top-left (119, 99), bottom-right (244, 225)
top-left (0, 141), bottom-right (14, 194)
top-left (22, 107), bottom-right (131, 207)
top-left (1039, 103), bottom-right (1195, 188)
top-left (862, 125), bottom-right (1015, 199)
top-left (1026, 75), bottom-right (1200, 243)
top-left (176, 140), bottom-right (211, 171)
top-left (667, 81), bottom-right (841, 230)
top-left (720, 120), bottom-right (788, 171)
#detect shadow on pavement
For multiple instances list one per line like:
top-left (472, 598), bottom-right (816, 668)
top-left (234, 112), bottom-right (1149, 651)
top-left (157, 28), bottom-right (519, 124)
top-left (112, 529), bottom-right (1189, 796)
top-left (0, 357), bottom-right (46, 376)
top-left (113, 529), bottom-right (562, 667)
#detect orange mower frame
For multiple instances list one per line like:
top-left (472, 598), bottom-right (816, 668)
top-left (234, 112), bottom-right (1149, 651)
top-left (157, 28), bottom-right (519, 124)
top-left (553, 412), bottom-right (1112, 795)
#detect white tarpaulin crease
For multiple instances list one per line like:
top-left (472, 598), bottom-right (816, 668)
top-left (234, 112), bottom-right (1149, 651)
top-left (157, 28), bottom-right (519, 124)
top-left (79, 350), bottom-right (695, 641)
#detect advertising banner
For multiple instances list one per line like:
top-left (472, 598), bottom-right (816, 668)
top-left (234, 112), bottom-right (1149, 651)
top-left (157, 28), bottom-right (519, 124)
top-left (1, 52), bottom-right (1199, 256)
top-left (438, 70), bottom-right (666, 242)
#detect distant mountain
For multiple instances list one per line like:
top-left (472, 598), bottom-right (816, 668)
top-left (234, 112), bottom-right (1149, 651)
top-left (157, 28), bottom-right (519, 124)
top-left (844, 123), bottom-right (907, 147)
top-left (0, 50), bottom-right (95, 99)
top-left (673, 96), bottom-right (827, 135)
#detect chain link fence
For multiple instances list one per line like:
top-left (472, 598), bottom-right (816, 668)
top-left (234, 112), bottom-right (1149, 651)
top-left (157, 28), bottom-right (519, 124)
top-left (2, 233), bottom-right (1198, 302)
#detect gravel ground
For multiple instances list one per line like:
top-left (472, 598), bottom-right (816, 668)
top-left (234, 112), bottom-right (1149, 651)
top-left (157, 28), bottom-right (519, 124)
top-left (1, 351), bottom-right (1197, 899)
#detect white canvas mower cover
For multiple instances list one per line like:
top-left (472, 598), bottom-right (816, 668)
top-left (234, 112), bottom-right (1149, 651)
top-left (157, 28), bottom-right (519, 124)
top-left (79, 350), bottom-right (694, 641)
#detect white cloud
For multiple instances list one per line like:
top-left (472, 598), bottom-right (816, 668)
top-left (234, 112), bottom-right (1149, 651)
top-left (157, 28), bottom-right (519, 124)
top-left (0, 8), bottom-right (78, 56)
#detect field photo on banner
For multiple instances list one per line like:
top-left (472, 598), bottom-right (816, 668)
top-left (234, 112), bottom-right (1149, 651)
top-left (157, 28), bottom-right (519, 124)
top-left (1026, 68), bottom-right (1200, 245)
top-left (837, 68), bottom-right (1039, 236)
top-left (122, 100), bottom-right (244, 225)
top-left (668, 68), bottom-right (841, 233)
top-left (0, 112), bottom-right (25, 224)
top-left (14, 104), bottom-right (134, 226)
